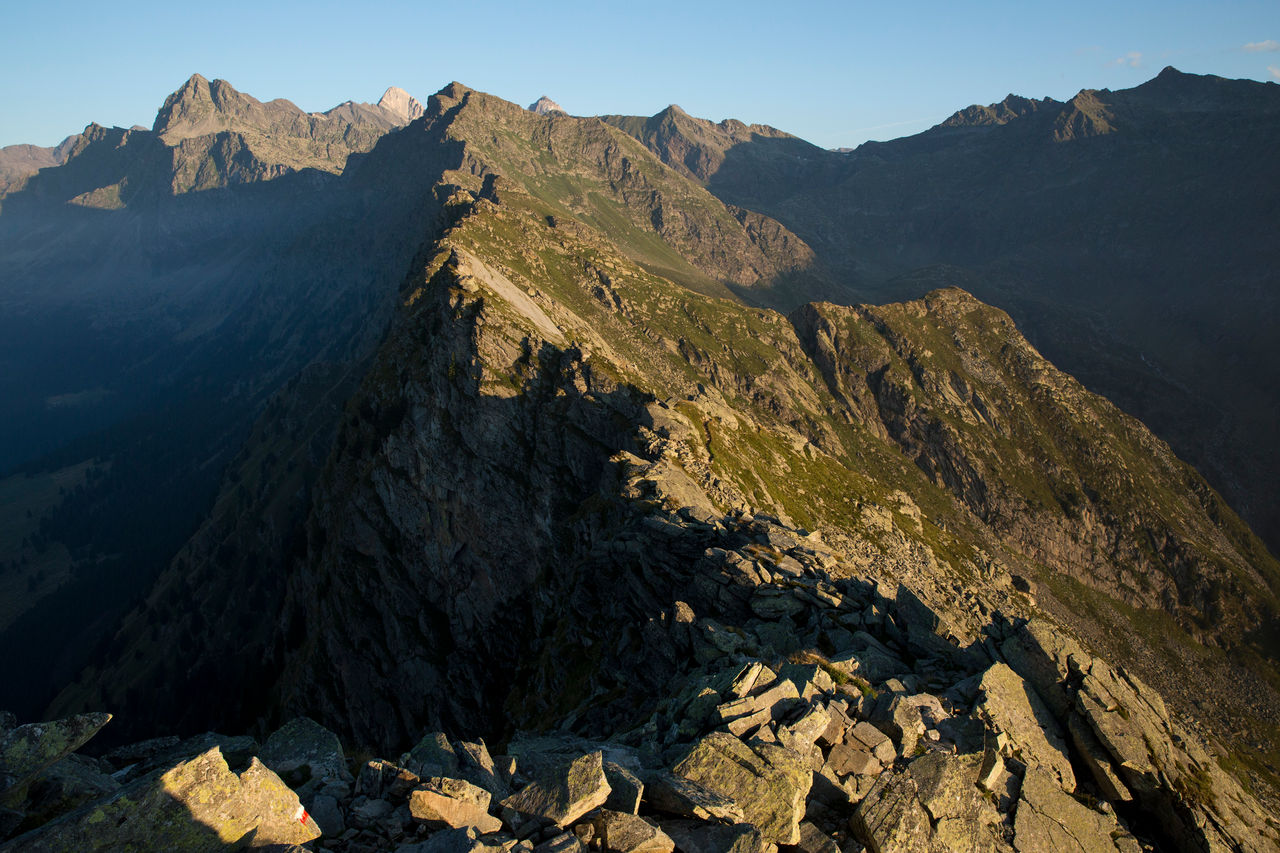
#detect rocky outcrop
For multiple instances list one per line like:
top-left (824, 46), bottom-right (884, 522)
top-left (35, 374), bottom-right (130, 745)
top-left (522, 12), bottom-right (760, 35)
top-left (3, 745), bottom-right (319, 851)
top-left (4, 529), bottom-right (1277, 851)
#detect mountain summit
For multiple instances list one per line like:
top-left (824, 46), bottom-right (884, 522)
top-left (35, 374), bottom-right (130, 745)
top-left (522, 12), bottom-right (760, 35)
top-left (378, 85), bottom-right (425, 122)
top-left (527, 94), bottom-right (566, 115)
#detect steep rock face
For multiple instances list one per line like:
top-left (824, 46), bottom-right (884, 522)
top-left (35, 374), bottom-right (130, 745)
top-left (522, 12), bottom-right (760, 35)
top-left (791, 290), bottom-right (1279, 644)
top-left (379, 86), bottom-right (425, 123)
top-left (153, 73), bottom-right (406, 192)
top-left (528, 96), bottom-right (566, 115)
top-left (271, 245), bottom-right (652, 744)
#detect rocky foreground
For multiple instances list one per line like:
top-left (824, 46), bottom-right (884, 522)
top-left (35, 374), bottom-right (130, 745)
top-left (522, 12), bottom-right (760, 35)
top-left (3, 513), bottom-right (1275, 852)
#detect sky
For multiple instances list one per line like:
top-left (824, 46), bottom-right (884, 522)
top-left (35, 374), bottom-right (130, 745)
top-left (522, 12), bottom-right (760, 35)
top-left (2, 0), bottom-right (1278, 150)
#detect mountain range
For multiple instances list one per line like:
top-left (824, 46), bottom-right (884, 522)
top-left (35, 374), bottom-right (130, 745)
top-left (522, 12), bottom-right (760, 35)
top-left (1, 69), bottom-right (1278, 851)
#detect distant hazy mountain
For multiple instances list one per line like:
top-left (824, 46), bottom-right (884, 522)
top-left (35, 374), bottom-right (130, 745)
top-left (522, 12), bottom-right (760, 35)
top-left (0, 75), bottom-right (439, 721)
top-left (0, 136), bottom-right (76, 195)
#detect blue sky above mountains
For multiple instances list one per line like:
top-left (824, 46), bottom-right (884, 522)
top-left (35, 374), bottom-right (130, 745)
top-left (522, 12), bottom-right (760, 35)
top-left (2, 0), bottom-right (1278, 149)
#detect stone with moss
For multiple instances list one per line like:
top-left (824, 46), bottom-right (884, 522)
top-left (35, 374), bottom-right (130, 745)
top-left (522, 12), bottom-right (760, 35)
top-left (0, 713), bottom-right (111, 807)
top-left (501, 751), bottom-right (611, 827)
top-left (258, 717), bottom-right (350, 790)
top-left (672, 732), bottom-right (810, 845)
top-left (3, 746), bottom-right (319, 851)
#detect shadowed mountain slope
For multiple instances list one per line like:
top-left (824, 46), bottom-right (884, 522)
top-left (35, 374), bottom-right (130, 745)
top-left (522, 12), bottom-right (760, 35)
top-left (0, 76), bottom-right (441, 721)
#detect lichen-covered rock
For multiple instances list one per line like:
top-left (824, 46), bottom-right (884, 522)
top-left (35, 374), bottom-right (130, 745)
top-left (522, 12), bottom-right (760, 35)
top-left (2, 746), bottom-right (319, 851)
top-left (975, 663), bottom-right (1074, 791)
top-left (1012, 765), bottom-right (1131, 853)
top-left (672, 731), bottom-right (811, 844)
top-left (1000, 620), bottom-right (1088, 719)
top-left (456, 740), bottom-right (511, 800)
top-left (602, 761), bottom-right (643, 814)
top-left (658, 819), bottom-right (769, 853)
top-left (407, 732), bottom-right (460, 778)
top-left (642, 771), bottom-right (745, 823)
top-left (409, 776), bottom-right (502, 834)
top-left (0, 713), bottom-right (111, 804)
top-left (258, 717), bottom-right (350, 788)
top-left (588, 808), bottom-right (675, 852)
top-left (20, 754), bottom-right (120, 828)
top-left (851, 769), bottom-right (935, 853)
top-left (501, 751), bottom-right (611, 827)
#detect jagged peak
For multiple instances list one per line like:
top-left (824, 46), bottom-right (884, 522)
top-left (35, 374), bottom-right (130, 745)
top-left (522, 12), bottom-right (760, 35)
top-left (527, 95), bottom-right (566, 115)
top-left (939, 93), bottom-right (1060, 128)
top-left (378, 86), bottom-right (424, 123)
top-left (152, 74), bottom-right (262, 139)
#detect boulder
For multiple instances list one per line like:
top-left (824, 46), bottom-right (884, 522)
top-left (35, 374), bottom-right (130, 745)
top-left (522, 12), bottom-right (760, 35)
top-left (642, 771), bottom-right (744, 822)
top-left (1012, 765), bottom-right (1129, 853)
top-left (792, 820), bottom-right (841, 853)
top-left (501, 751), bottom-right (610, 827)
top-left (1066, 715), bottom-right (1130, 802)
top-left (659, 819), bottom-right (769, 853)
top-left (259, 717), bottom-right (350, 789)
top-left (672, 731), bottom-right (811, 845)
top-left (406, 732), bottom-right (460, 779)
top-left (847, 722), bottom-right (896, 765)
top-left (851, 770), bottom-right (935, 853)
top-left (1000, 620), bottom-right (1088, 719)
top-left (410, 777), bottom-right (502, 834)
top-left (780, 704), bottom-right (832, 751)
top-left (909, 752), bottom-right (1004, 851)
top-left (305, 792), bottom-right (345, 837)
top-left (587, 809), bottom-right (674, 852)
top-left (714, 680), bottom-right (801, 730)
top-left (20, 754), bottom-right (120, 828)
top-left (532, 831), bottom-right (586, 852)
top-left (456, 740), bottom-right (511, 800)
top-left (826, 743), bottom-right (880, 778)
top-left (0, 713), bottom-right (111, 803)
top-left (602, 762), bottom-right (643, 814)
top-left (3, 746), bottom-right (319, 851)
top-left (975, 663), bottom-right (1074, 791)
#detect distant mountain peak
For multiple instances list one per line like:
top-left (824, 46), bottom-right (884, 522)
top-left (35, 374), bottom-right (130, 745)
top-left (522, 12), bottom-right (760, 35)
top-left (939, 93), bottom-right (1060, 128)
top-left (528, 96), bottom-right (566, 115)
top-left (152, 74), bottom-right (257, 140)
top-left (378, 86), bottom-right (424, 123)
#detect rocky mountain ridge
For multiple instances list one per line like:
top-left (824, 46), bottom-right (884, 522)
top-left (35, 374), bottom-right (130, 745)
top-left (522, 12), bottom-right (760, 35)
top-left (2, 74), bottom-right (1279, 851)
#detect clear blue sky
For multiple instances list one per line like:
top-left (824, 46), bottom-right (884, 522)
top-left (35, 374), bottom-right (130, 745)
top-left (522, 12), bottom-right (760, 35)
top-left (2, 0), bottom-right (1278, 150)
